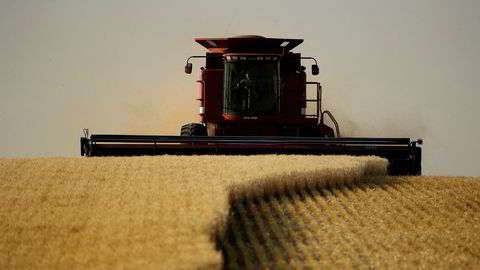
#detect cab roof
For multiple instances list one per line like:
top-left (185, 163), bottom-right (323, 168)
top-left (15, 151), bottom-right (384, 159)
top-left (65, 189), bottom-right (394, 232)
top-left (195, 35), bottom-right (303, 53)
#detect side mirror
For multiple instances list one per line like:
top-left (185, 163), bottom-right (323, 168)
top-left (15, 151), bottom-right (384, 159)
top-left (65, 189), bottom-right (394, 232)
top-left (312, 64), bottom-right (319, 75)
top-left (185, 63), bottom-right (192, 74)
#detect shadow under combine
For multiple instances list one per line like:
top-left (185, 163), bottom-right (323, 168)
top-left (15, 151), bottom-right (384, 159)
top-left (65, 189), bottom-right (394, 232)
top-left (211, 176), bottom-right (407, 269)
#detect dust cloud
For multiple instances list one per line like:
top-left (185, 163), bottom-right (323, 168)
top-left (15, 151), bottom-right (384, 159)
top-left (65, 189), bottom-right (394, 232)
top-left (120, 82), bottom-right (198, 135)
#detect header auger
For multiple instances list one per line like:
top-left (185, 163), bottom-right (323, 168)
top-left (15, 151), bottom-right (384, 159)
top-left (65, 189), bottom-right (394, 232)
top-left (81, 35), bottom-right (422, 175)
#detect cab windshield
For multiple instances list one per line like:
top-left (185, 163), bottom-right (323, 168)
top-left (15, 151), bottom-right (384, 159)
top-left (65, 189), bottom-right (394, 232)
top-left (223, 58), bottom-right (279, 115)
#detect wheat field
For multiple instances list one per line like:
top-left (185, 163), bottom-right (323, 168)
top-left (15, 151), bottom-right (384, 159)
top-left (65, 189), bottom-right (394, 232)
top-left (0, 155), bottom-right (387, 270)
top-left (1, 156), bottom-right (479, 269)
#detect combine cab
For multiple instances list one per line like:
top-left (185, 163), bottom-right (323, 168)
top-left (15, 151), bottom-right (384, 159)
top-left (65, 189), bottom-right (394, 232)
top-left (81, 35), bottom-right (422, 175)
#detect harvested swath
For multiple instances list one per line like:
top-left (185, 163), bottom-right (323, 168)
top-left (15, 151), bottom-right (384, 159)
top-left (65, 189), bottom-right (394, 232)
top-left (217, 176), bottom-right (480, 269)
top-left (0, 155), bottom-right (386, 270)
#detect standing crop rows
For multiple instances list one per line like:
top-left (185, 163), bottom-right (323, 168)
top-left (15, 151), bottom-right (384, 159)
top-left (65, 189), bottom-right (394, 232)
top-left (216, 176), bottom-right (480, 269)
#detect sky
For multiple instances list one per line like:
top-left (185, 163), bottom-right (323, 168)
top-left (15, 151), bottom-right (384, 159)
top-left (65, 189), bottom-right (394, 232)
top-left (0, 0), bottom-right (479, 176)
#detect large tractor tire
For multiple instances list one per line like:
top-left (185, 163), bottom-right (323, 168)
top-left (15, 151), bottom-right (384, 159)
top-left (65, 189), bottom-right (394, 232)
top-left (180, 123), bottom-right (207, 136)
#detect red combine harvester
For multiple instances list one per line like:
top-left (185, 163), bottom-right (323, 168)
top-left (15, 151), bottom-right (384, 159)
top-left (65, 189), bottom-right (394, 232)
top-left (81, 35), bottom-right (422, 175)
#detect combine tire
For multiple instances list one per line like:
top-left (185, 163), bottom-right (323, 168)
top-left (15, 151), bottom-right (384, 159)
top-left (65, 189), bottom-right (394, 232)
top-left (181, 123), bottom-right (207, 136)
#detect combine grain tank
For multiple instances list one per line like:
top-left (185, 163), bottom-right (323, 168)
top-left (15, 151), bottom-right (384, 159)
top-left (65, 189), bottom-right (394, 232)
top-left (81, 35), bottom-right (422, 175)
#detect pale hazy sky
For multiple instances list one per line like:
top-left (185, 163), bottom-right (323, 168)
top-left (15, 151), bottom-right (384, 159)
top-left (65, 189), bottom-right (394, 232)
top-left (1, 0), bottom-right (479, 176)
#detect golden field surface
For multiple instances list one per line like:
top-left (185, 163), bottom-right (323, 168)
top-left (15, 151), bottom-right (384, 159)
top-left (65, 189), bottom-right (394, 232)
top-left (0, 155), bottom-right (385, 270)
top-left (0, 155), bottom-right (479, 269)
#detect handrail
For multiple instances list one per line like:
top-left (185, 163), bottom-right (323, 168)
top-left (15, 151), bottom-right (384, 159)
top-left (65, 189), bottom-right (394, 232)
top-left (321, 111), bottom-right (340, 137)
top-left (303, 82), bottom-right (341, 137)
top-left (305, 82), bottom-right (321, 118)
